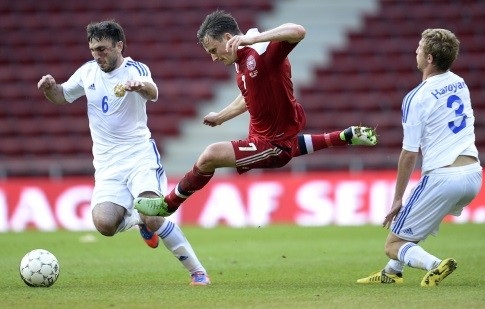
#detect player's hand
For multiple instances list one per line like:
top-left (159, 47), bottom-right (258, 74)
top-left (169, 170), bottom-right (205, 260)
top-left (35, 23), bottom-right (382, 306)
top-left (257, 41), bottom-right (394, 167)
top-left (37, 74), bottom-right (57, 91)
top-left (226, 35), bottom-right (254, 54)
top-left (124, 80), bottom-right (145, 92)
top-left (203, 112), bottom-right (221, 127)
top-left (382, 200), bottom-right (403, 229)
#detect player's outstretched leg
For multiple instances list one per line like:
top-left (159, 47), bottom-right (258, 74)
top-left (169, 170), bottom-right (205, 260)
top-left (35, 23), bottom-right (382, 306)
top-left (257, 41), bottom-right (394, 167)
top-left (357, 269), bottom-right (403, 284)
top-left (420, 258), bottom-right (457, 287)
top-left (340, 126), bottom-right (378, 146)
top-left (138, 223), bottom-right (159, 248)
top-left (135, 196), bottom-right (173, 216)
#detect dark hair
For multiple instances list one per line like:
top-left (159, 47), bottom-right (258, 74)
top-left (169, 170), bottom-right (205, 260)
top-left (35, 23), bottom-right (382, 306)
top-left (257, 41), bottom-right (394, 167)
top-left (86, 20), bottom-right (126, 53)
top-left (197, 10), bottom-right (241, 43)
top-left (421, 28), bottom-right (460, 71)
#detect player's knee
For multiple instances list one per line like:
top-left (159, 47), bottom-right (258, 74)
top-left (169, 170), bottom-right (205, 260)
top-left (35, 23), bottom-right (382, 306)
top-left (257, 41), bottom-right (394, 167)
top-left (92, 207), bottom-right (119, 236)
top-left (94, 225), bottom-right (116, 237)
top-left (384, 242), bottom-right (399, 260)
top-left (197, 148), bottom-right (218, 170)
top-left (199, 146), bottom-right (216, 160)
top-left (92, 218), bottom-right (117, 236)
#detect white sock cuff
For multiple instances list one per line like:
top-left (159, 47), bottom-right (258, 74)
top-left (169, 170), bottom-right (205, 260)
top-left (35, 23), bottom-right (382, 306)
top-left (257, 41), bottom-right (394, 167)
top-left (398, 242), bottom-right (416, 262)
top-left (303, 134), bottom-right (314, 153)
top-left (385, 259), bottom-right (404, 273)
top-left (155, 219), bottom-right (175, 239)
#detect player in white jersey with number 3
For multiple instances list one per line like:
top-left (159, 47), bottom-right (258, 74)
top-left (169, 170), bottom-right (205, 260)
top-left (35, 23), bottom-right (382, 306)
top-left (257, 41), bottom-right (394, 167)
top-left (357, 28), bottom-right (482, 286)
top-left (37, 20), bottom-right (210, 285)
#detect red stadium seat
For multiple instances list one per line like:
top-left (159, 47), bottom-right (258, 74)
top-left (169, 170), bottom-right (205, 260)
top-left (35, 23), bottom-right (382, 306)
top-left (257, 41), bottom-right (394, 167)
top-left (298, 0), bottom-right (485, 171)
top-left (2, 0), bottom-right (485, 175)
top-left (0, 0), bottom-right (275, 176)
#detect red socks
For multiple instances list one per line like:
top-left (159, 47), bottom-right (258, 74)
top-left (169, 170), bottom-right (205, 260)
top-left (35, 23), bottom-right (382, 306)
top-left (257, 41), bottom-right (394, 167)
top-left (165, 165), bottom-right (214, 211)
top-left (295, 131), bottom-right (346, 156)
top-left (312, 132), bottom-right (347, 149)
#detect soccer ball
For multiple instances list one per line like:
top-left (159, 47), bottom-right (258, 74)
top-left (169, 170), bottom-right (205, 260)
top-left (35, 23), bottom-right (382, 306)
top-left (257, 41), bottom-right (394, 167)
top-left (19, 249), bottom-right (60, 287)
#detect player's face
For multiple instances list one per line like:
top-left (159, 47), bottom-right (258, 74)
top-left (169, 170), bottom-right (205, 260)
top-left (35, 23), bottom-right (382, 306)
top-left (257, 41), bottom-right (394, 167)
top-left (89, 39), bottom-right (123, 72)
top-left (201, 34), bottom-right (237, 66)
top-left (415, 39), bottom-right (428, 72)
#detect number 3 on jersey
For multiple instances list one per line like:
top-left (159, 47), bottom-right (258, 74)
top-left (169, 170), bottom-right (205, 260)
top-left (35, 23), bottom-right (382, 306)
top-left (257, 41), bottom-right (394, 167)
top-left (447, 94), bottom-right (466, 133)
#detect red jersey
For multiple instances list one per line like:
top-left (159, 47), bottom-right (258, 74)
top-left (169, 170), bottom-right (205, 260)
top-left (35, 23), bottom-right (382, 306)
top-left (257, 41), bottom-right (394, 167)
top-left (235, 29), bottom-right (306, 147)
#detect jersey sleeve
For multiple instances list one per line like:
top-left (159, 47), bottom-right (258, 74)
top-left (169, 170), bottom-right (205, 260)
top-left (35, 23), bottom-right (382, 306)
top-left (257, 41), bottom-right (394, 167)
top-left (264, 41), bottom-right (298, 67)
top-left (62, 65), bottom-right (87, 103)
top-left (127, 61), bottom-right (158, 102)
top-left (402, 97), bottom-right (424, 152)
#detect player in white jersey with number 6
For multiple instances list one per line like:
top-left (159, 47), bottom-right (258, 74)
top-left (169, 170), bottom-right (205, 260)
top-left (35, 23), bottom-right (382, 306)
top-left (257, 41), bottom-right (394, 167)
top-left (357, 28), bottom-right (482, 286)
top-left (37, 20), bottom-right (210, 285)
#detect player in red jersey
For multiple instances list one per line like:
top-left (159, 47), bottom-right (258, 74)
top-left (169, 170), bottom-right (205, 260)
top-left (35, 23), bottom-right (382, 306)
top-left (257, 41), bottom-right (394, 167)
top-left (135, 10), bottom-right (377, 216)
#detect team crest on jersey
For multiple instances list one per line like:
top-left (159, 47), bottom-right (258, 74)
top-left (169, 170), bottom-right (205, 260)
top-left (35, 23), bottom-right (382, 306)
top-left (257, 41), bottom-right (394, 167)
top-left (246, 55), bottom-right (256, 71)
top-left (246, 55), bottom-right (258, 78)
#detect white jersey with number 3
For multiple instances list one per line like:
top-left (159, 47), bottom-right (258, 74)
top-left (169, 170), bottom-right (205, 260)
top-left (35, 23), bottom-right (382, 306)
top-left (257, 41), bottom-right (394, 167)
top-left (60, 57), bottom-right (158, 167)
top-left (401, 71), bottom-right (478, 173)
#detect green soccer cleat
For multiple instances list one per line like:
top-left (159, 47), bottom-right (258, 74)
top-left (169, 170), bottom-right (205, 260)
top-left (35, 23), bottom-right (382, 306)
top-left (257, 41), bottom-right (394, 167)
top-left (421, 258), bottom-right (457, 287)
top-left (357, 270), bottom-right (403, 284)
top-left (134, 196), bottom-right (174, 217)
top-left (340, 126), bottom-right (378, 146)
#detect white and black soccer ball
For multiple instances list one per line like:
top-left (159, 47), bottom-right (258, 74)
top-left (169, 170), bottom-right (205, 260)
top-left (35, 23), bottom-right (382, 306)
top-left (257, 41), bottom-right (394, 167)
top-left (19, 249), bottom-right (60, 287)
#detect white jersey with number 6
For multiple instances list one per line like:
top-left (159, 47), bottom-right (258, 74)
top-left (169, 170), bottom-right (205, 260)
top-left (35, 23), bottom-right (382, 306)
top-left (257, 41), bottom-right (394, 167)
top-left (60, 57), bottom-right (158, 167)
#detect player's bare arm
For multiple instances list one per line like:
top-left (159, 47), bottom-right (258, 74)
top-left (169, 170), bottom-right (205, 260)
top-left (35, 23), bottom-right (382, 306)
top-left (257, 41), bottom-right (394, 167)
top-left (37, 74), bottom-right (68, 105)
top-left (383, 149), bottom-right (418, 228)
top-left (383, 199), bottom-right (403, 229)
top-left (124, 80), bottom-right (157, 101)
top-left (203, 94), bottom-right (247, 127)
top-left (226, 23), bottom-right (306, 53)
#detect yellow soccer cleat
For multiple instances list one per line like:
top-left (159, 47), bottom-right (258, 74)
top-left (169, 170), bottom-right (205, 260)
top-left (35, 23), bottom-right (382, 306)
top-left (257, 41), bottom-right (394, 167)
top-left (357, 270), bottom-right (403, 284)
top-left (421, 258), bottom-right (457, 287)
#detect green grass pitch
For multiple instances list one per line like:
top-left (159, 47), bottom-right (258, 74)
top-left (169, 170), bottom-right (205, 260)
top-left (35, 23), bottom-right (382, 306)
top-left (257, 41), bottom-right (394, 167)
top-left (1, 224), bottom-right (484, 308)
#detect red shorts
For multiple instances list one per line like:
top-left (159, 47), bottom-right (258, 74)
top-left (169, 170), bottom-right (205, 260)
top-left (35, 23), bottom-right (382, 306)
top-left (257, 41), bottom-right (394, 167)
top-left (231, 137), bottom-right (295, 174)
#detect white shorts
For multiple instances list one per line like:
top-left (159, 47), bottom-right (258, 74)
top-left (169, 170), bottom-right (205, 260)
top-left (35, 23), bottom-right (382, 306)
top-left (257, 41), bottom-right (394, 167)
top-left (391, 162), bottom-right (482, 241)
top-left (91, 139), bottom-right (168, 214)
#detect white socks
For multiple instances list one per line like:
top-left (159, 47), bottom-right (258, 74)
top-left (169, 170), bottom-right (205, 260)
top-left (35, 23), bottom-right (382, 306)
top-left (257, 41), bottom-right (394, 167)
top-left (155, 219), bottom-right (207, 275)
top-left (398, 242), bottom-right (440, 271)
top-left (384, 259), bottom-right (404, 274)
top-left (115, 210), bottom-right (142, 233)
